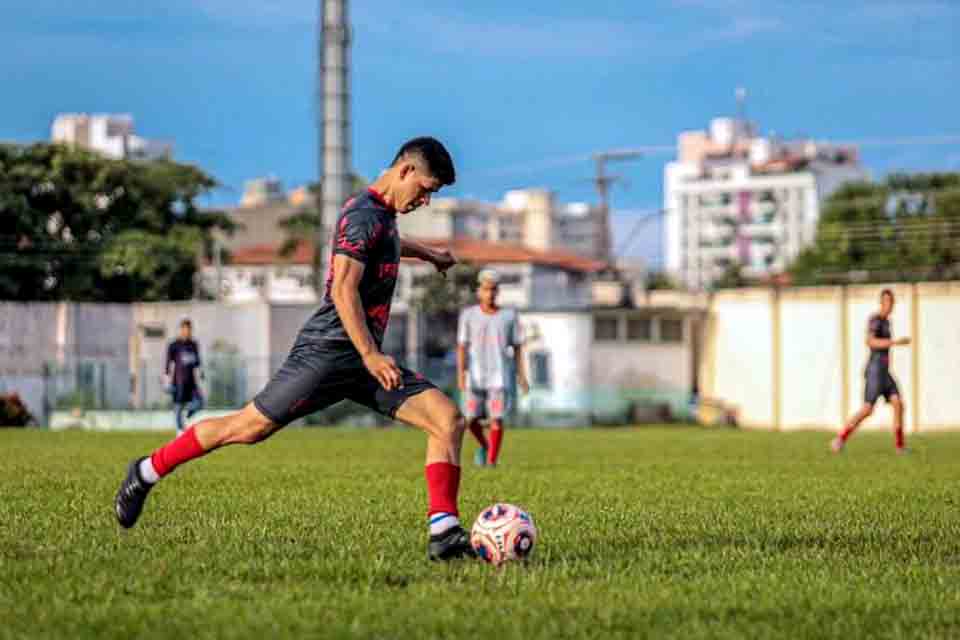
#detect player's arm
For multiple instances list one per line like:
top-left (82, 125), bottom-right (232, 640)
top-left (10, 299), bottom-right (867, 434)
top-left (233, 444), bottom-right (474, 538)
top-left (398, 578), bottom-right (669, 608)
top-left (330, 254), bottom-right (402, 390)
top-left (400, 238), bottom-right (456, 276)
top-left (866, 319), bottom-right (910, 349)
top-left (456, 311), bottom-right (468, 391)
top-left (164, 344), bottom-right (174, 384)
top-left (512, 314), bottom-right (529, 394)
top-left (514, 343), bottom-right (529, 394)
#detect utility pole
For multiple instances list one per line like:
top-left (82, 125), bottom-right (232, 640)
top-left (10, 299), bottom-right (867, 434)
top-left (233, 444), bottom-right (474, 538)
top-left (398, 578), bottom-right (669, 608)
top-left (592, 150), bottom-right (643, 261)
top-left (318, 0), bottom-right (352, 291)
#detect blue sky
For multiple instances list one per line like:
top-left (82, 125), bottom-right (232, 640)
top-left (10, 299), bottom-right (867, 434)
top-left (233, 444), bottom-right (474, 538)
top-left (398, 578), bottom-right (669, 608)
top-left (2, 0), bottom-right (958, 265)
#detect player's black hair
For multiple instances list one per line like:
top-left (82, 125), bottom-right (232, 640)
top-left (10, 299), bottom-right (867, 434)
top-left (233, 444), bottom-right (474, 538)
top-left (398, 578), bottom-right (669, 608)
top-left (880, 288), bottom-right (895, 300)
top-left (180, 319), bottom-right (192, 328)
top-left (392, 137), bottom-right (456, 186)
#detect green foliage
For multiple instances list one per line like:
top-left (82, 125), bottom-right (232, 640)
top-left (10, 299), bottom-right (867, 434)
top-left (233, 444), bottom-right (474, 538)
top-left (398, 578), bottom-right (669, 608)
top-left (1, 428), bottom-right (959, 638)
top-left (644, 271), bottom-right (678, 291)
top-left (410, 264), bottom-right (482, 356)
top-left (789, 173), bottom-right (960, 285)
top-left (411, 264), bottom-right (481, 315)
top-left (0, 143), bottom-right (233, 301)
top-left (712, 262), bottom-right (747, 289)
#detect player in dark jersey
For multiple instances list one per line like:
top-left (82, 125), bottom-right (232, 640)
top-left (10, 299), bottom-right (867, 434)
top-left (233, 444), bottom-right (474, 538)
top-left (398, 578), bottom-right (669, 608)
top-left (832, 289), bottom-right (911, 454)
top-left (115, 137), bottom-right (477, 560)
top-left (165, 319), bottom-right (203, 436)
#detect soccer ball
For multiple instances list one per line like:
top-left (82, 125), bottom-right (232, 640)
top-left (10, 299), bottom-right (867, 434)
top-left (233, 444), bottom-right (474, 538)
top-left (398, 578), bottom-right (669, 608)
top-left (470, 503), bottom-right (537, 566)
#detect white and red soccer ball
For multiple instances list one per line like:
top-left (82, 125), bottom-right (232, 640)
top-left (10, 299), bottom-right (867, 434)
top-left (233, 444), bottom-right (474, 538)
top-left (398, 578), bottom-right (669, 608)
top-left (470, 503), bottom-right (537, 566)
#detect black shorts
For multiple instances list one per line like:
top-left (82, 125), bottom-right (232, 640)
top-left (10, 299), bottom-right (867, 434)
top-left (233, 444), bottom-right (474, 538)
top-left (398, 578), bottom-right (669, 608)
top-left (864, 364), bottom-right (900, 405)
top-left (171, 382), bottom-right (199, 404)
top-left (253, 342), bottom-right (437, 427)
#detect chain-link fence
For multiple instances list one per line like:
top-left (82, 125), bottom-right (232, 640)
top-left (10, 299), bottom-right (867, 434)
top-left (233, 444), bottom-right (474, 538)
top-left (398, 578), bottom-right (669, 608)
top-left (5, 352), bottom-right (690, 428)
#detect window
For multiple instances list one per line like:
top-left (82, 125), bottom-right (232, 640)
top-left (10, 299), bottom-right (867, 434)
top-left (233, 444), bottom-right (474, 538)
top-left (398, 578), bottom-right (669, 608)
top-left (594, 316), bottom-right (619, 341)
top-left (529, 352), bottom-right (551, 389)
top-left (660, 318), bottom-right (684, 343)
top-left (627, 317), bottom-right (652, 341)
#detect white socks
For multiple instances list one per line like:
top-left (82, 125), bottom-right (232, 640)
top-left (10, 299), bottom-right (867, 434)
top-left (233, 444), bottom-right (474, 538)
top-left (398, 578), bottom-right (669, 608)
top-left (428, 513), bottom-right (459, 536)
top-left (138, 458), bottom-right (159, 485)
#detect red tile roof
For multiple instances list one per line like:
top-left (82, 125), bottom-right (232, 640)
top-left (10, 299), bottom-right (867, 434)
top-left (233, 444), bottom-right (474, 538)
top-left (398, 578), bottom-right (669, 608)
top-left (224, 237), bottom-right (607, 273)
top-left (227, 242), bottom-right (314, 266)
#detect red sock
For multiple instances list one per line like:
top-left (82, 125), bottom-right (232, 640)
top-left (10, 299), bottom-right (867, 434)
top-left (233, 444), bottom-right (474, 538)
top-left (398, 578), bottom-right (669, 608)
top-left (488, 425), bottom-right (504, 465)
top-left (895, 426), bottom-right (905, 449)
top-left (150, 426), bottom-right (206, 478)
top-left (839, 425), bottom-right (856, 442)
top-left (468, 420), bottom-right (488, 448)
top-left (425, 462), bottom-right (460, 516)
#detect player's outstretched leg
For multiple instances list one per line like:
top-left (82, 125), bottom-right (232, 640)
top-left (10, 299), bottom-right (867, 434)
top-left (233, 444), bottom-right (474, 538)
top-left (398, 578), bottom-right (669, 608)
top-left (890, 395), bottom-right (908, 454)
top-left (395, 389), bottom-right (476, 561)
top-left (114, 402), bottom-right (279, 529)
top-left (488, 419), bottom-right (504, 467)
top-left (832, 403), bottom-right (874, 453)
top-left (467, 418), bottom-right (488, 467)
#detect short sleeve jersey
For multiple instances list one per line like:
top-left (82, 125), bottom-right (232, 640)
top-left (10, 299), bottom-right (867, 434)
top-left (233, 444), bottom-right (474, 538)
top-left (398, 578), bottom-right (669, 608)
top-left (457, 305), bottom-right (523, 389)
top-left (297, 189), bottom-right (400, 348)
top-left (166, 339), bottom-right (201, 386)
top-left (867, 314), bottom-right (892, 369)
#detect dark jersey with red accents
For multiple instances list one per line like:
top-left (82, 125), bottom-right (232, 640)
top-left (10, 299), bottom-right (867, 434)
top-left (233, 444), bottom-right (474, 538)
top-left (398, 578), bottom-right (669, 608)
top-left (296, 189), bottom-right (400, 348)
top-left (867, 314), bottom-right (892, 369)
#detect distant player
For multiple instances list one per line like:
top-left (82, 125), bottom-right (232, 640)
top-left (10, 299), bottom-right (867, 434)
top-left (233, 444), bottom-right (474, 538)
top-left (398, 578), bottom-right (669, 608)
top-left (165, 318), bottom-right (203, 436)
top-left (832, 289), bottom-right (911, 454)
top-left (115, 137), bottom-right (477, 561)
top-left (457, 269), bottom-right (529, 468)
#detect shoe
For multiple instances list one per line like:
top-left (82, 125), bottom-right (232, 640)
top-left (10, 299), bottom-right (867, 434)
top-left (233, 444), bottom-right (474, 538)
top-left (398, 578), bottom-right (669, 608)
top-left (474, 447), bottom-right (487, 467)
top-left (896, 447), bottom-right (911, 455)
top-left (830, 437), bottom-right (845, 454)
top-left (428, 526), bottom-right (477, 561)
top-left (115, 457), bottom-right (153, 529)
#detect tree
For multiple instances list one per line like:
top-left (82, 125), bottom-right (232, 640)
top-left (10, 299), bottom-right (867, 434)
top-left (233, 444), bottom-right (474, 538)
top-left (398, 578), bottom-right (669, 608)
top-left (0, 143), bottom-right (234, 301)
top-left (644, 271), bottom-right (678, 291)
top-left (713, 262), bottom-right (747, 289)
top-left (789, 173), bottom-right (960, 285)
top-left (411, 264), bottom-right (481, 357)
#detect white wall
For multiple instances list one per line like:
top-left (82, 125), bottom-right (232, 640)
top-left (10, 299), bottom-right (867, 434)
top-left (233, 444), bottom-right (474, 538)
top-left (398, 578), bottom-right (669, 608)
top-left (702, 283), bottom-right (960, 431)
top-left (702, 289), bottom-right (775, 427)
top-left (518, 312), bottom-right (592, 413)
top-left (778, 288), bottom-right (844, 430)
top-left (916, 283), bottom-right (960, 430)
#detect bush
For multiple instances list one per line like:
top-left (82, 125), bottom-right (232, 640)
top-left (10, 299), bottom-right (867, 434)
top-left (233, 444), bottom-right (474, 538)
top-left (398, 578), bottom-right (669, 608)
top-left (0, 393), bottom-right (35, 427)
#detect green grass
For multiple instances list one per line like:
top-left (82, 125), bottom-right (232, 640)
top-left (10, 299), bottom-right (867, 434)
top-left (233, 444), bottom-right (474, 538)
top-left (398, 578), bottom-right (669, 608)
top-left (1, 427), bottom-right (959, 640)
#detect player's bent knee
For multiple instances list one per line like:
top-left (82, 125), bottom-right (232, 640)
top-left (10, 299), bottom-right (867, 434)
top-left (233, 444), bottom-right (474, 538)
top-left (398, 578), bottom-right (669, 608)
top-left (434, 408), bottom-right (464, 441)
top-left (227, 406), bottom-right (278, 445)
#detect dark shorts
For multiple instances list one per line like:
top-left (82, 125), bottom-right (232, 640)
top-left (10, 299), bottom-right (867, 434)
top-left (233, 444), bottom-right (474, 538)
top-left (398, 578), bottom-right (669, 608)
top-left (171, 382), bottom-right (200, 404)
top-left (864, 364), bottom-right (900, 405)
top-left (253, 342), bottom-right (437, 427)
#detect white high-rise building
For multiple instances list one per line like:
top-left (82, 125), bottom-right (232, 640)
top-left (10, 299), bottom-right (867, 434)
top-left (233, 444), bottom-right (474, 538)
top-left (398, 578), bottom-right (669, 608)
top-left (51, 113), bottom-right (172, 160)
top-left (664, 117), bottom-right (868, 290)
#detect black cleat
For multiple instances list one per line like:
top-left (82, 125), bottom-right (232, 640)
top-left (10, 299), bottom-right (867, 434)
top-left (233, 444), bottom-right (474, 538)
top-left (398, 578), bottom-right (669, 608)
top-left (428, 526), bottom-right (477, 562)
top-left (114, 457), bottom-right (153, 529)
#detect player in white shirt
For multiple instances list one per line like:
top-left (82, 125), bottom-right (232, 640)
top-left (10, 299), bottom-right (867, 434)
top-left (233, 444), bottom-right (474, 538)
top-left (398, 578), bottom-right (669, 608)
top-left (456, 269), bottom-right (529, 467)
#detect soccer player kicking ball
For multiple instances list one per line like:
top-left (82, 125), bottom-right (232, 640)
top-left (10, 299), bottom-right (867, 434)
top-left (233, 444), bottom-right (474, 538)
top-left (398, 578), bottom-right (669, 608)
top-left (115, 137), bottom-right (477, 561)
top-left (457, 269), bottom-right (529, 468)
top-left (832, 289), bottom-right (911, 454)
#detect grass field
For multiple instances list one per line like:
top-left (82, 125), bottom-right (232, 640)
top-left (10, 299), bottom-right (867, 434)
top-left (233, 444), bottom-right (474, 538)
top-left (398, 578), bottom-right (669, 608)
top-left (2, 426), bottom-right (959, 639)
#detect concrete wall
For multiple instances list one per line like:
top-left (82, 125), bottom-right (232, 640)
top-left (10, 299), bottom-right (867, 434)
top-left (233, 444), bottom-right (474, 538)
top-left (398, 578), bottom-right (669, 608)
top-left (132, 302), bottom-right (273, 408)
top-left (701, 282), bottom-right (960, 431)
